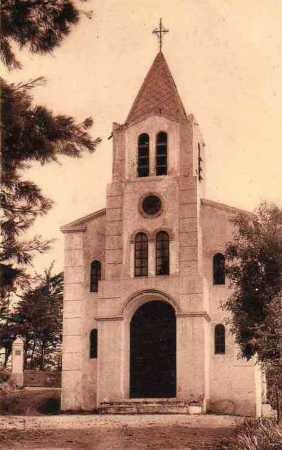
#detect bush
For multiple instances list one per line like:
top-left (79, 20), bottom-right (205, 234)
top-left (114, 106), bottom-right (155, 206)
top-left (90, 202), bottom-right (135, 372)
top-left (0, 370), bottom-right (10, 384)
top-left (0, 393), bottom-right (23, 415)
top-left (215, 418), bottom-right (282, 450)
top-left (0, 389), bottom-right (61, 415)
top-left (37, 396), bottom-right (60, 415)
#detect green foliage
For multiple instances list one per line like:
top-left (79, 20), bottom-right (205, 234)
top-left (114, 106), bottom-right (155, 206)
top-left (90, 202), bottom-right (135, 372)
top-left (0, 77), bottom-right (100, 302)
top-left (225, 202), bottom-right (282, 360)
top-left (215, 418), bottom-right (282, 450)
top-left (2, 78), bottom-right (97, 181)
top-left (0, 0), bottom-right (98, 305)
top-left (37, 396), bottom-right (60, 415)
top-left (0, 321), bottom-right (17, 368)
top-left (16, 265), bottom-right (63, 370)
top-left (0, 370), bottom-right (10, 384)
top-left (225, 202), bottom-right (282, 420)
top-left (1, 0), bottom-right (81, 70)
top-left (0, 265), bottom-right (63, 370)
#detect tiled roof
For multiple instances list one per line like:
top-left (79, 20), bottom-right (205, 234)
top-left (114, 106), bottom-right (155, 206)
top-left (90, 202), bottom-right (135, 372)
top-left (126, 51), bottom-right (187, 124)
top-left (61, 208), bottom-right (106, 232)
top-left (201, 199), bottom-right (252, 216)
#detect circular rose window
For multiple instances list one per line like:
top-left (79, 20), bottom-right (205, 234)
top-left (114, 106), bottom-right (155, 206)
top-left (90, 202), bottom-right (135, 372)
top-left (142, 195), bottom-right (162, 216)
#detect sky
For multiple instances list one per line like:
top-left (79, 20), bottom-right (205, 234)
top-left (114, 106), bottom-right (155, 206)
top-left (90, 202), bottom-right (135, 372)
top-left (4, 0), bottom-right (282, 274)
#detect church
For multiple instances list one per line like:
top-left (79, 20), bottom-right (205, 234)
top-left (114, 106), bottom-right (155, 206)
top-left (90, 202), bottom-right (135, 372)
top-left (60, 29), bottom-right (264, 416)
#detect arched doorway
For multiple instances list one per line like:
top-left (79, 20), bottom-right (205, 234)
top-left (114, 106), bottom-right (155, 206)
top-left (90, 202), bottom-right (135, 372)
top-left (130, 300), bottom-right (176, 398)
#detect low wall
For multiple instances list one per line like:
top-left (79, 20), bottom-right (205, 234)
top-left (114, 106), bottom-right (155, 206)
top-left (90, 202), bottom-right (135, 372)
top-left (24, 371), bottom-right (61, 388)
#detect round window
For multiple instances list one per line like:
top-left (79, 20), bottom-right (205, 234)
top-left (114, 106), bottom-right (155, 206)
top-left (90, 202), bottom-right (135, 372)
top-left (142, 195), bottom-right (162, 216)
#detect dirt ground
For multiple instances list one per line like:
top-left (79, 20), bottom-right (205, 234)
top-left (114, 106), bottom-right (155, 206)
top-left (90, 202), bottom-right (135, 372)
top-left (0, 390), bottom-right (235, 449)
top-left (0, 425), bottom-right (233, 449)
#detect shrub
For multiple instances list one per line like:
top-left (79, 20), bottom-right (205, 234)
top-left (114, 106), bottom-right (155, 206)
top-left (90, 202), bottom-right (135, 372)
top-left (37, 396), bottom-right (60, 415)
top-left (0, 389), bottom-right (61, 415)
top-left (0, 370), bottom-right (10, 384)
top-left (215, 418), bottom-right (282, 450)
top-left (0, 393), bottom-right (22, 415)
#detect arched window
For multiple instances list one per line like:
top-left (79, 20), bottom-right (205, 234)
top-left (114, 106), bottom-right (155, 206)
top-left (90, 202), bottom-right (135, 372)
top-left (214, 324), bottom-right (225, 354)
top-left (156, 231), bottom-right (170, 275)
top-left (213, 253), bottom-right (225, 285)
top-left (137, 133), bottom-right (149, 177)
top-left (90, 260), bottom-right (101, 292)
top-left (90, 329), bottom-right (98, 359)
top-left (156, 132), bottom-right (168, 176)
top-left (198, 142), bottom-right (203, 181)
top-left (135, 233), bottom-right (148, 277)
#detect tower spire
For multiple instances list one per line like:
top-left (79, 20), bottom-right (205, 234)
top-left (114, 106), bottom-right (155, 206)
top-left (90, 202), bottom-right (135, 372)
top-left (126, 52), bottom-right (187, 124)
top-left (152, 18), bottom-right (169, 52)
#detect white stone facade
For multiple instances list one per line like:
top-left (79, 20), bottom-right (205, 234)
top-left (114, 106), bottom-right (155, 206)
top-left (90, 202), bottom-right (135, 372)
top-left (61, 52), bottom-right (263, 416)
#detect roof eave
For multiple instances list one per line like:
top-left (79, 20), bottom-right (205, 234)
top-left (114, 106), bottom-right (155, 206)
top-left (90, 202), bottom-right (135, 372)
top-left (61, 208), bottom-right (106, 233)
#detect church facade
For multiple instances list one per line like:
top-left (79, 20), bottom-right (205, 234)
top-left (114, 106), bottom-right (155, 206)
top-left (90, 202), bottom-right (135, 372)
top-left (61, 51), bottom-right (263, 416)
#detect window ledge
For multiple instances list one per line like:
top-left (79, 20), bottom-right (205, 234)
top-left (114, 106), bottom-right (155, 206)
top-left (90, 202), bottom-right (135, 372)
top-left (133, 274), bottom-right (174, 279)
top-left (129, 175), bottom-right (169, 183)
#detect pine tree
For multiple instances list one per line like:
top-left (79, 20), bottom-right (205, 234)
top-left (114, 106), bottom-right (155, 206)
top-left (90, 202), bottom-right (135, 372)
top-left (0, 265), bottom-right (64, 370)
top-left (0, 0), bottom-right (99, 304)
top-left (0, 78), bottom-right (100, 303)
top-left (15, 265), bottom-right (63, 370)
top-left (1, 0), bottom-right (84, 70)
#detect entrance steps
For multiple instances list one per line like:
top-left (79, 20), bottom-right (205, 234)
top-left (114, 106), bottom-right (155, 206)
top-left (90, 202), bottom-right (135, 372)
top-left (99, 399), bottom-right (201, 415)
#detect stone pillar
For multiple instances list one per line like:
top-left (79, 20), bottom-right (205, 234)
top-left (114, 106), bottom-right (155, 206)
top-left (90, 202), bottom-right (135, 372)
top-left (148, 240), bottom-right (155, 276)
top-left (262, 369), bottom-right (267, 403)
top-left (105, 182), bottom-right (123, 280)
top-left (61, 227), bottom-right (85, 411)
top-left (97, 318), bottom-right (123, 404)
top-left (11, 337), bottom-right (24, 387)
top-left (177, 315), bottom-right (209, 408)
top-left (130, 242), bottom-right (134, 278)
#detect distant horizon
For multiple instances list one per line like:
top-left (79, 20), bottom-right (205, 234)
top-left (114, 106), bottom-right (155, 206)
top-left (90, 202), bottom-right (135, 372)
top-left (4, 0), bottom-right (282, 275)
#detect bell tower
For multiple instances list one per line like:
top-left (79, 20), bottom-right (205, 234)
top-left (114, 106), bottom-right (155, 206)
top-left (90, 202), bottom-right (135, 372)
top-left (106, 47), bottom-right (206, 282)
top-left (99, 31), bottom-right (209, 403)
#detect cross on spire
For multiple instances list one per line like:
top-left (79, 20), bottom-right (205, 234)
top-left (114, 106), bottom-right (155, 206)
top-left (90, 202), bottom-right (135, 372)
top-left (152, 18), bottom-right (169, 52)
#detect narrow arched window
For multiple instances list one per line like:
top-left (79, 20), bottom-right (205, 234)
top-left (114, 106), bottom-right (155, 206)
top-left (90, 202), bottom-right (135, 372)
top-left (215, 324), bottom-right (225, 354)
top-left (156, 132), bottom-right (168, 176)
top-left (213, 253), bottom-right (225, 285)
top-left (90, 260), bottom-right (101, 292)
top-left (90, 329), bottom-right (98, 359)
top-left (156, 231), bottom-right (170, 275)
top-left (135, 233), bottom-right (148, 277)
top-left (198, 143), bottom-right (203, 181)
top-left (137, 133), bottom-right (149, 177)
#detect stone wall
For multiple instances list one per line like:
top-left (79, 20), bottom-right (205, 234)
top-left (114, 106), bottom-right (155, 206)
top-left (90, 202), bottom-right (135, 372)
top-left (61, 211), bottom-right (106, 411)
top-left (24, 370), bottom-right (61, 388)
top-left (201, 200), bottom-right (262, 416)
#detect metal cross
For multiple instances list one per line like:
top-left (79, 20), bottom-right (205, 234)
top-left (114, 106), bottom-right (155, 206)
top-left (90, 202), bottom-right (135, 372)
top-left (152, 18), bottom-right (169, 51)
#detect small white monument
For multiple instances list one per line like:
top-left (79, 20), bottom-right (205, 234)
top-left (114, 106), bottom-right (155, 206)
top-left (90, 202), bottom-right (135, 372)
top-left (11, 337), bottom-right (24, 388)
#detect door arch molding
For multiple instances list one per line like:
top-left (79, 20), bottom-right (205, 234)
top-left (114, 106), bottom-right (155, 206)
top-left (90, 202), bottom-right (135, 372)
top-left (122, 289), bottom-right (180, 322)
